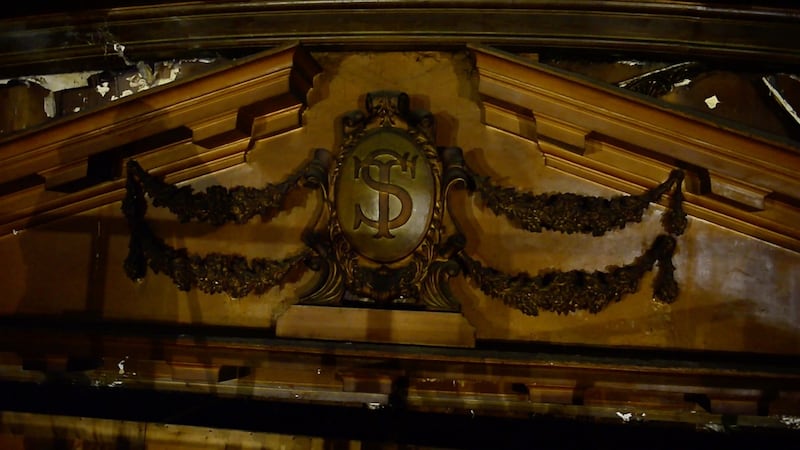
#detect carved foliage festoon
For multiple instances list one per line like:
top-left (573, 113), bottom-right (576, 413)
top-left (122, 160), bottom-right (314, 299)
top-left (122, 90), bottom-right (687, 317)
top-left (461, 169), bottom-right (685, 315)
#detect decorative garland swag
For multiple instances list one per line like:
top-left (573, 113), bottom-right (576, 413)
top-left (122, 158), bottom-right (686, 315)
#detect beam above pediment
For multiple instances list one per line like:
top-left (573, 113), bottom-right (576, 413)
top-left (1, 2), bottom-right (799, 77)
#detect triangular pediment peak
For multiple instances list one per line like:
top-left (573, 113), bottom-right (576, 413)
top-left (0, 44), bottom-right (322, 237)
top-left (470, 45), bottom-right (800, 253)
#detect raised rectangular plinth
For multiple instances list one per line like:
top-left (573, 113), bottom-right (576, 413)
top-left (276, 305), bottom-right (476, 348)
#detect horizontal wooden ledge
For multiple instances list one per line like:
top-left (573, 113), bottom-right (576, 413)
top-left (276, 305), bottom-right (477, 348)
top-left (0, 323), bottom-right (797, 419)
top-left (0, 316), bottom-right (798, 377)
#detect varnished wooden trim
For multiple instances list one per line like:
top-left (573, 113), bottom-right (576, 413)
top-left (0, 44), bottom-right (315, 182)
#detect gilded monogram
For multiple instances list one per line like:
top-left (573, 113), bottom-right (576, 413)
top-left (353, 149), bottom-right (418, 239)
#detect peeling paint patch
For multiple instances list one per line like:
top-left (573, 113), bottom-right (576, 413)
top-left (72, 107), bottom-right (81, 113)
top-left (780, 415), bottom-right (800, 429)
top-left (0, 71), bottom-right (101, 92)
top-left (704, 95), bottom-right (721, 109)
top-left (127, 73), bottom-right (149, 92)
top-left (763, 76), bottom-right (800, 127)
top-left (616, 411), bottom-right (632, 422)
top-left (184, 57), bottom-right (216, 64)
top-left (112, 42), bottom-right (135, 66)
top-left (704, 422), bottom-right (726, 433)
top-left (153, 63), bottom-right (181, 87)
top-left (617, 60), bottom-right (647, 66)
top-left (115, 61), bottom-right (183, 99)
top-left (96, 82), bottom-right (110, 97)
top-left (43, 92), bottom-right (56, 118)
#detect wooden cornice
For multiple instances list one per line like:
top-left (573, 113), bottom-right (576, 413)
top-left (0, 43), bottom-right (321, 236)
top-left (1, 1), bottom-right (799, 77)
top-left (0, 322), bottom-right (798, 428)
top-left (472, 45), bottom-right (800, 252)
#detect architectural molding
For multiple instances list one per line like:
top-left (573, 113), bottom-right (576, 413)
top-left (473, 45), bottom-right (800, 252)
top-left (1, 2), bottom-right (800, 77)
top-left (0, 43), bottom-right (321, 236)
top-left (0, 323), bottom-right (798, 424)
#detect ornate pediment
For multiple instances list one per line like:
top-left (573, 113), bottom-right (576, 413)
top-left (1, 45), bottom-right (799, 439)
top-left (0, 47), bottom-right (798, 350)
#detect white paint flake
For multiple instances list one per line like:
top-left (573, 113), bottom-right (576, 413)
top-left (127, 73), bottom-right (149, 92)
top-left (184, 57), bottom-right (216, 64)
top-left (616, 411), bottom-right (632, 422)
top-left (704, 95), bottom-right (721, 109)
top-left (153, 64), bottom-right (181, 87)
top-left (617, 60), bottom-right (647, 66)
top-left (673, 78), bottom-right (692, 87)
top-left (43, 93), bottom-right (56, 118)
top-left (96, 82), bottom-right (110, 97)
